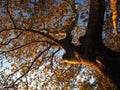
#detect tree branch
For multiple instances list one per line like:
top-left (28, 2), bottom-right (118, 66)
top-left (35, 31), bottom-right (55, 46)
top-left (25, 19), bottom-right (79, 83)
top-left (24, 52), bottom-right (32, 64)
top-left (25, 73), bottom-right (29, 90)
top-left (0, 28), bottom-right (60, 45)
top-left (50, 47), bottom-right (61, 69)
top-left (60, 1), bottom-right (79, 44)
top-left (0, 40), bottom-right (56, 54)
top-left (3, 65), bottom-right (29, 87)
top-left (58, 1), bottom-right (79, 60)
top-left (13, 46), bottom-right (51, 84)
top-left (0, 32), bottom-right (23, 45)
top-left (6, 0), bottom-right (16, 28)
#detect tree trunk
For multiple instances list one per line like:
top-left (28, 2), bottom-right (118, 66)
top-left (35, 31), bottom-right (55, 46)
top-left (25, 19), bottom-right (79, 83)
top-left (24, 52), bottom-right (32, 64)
top-left (61, 0), bottom-right (120, 89)
top-left (76, 0), bottom-right (120, 89)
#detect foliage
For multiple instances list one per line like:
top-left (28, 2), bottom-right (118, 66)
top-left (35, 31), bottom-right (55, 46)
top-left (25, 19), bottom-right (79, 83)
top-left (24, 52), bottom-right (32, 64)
top-left (0, 0), bottom-right (120, 90)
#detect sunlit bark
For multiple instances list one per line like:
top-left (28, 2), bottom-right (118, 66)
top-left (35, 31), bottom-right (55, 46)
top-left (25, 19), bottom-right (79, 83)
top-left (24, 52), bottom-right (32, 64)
top-left (110, 0), bottom-right (118, 35)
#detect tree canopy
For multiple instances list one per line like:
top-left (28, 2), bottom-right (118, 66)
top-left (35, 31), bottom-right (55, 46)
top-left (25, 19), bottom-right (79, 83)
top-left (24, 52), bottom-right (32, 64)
top-left (0, 0), bottom-right (120, 90)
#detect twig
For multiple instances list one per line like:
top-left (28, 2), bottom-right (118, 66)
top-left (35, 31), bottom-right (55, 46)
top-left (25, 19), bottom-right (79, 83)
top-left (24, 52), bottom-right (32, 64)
top-left (6, 0), bottom-right (16, 28)
top-left (0, 32), bottom-right (23, 45)
top-left (0, 40), bottom-right (56, 54)
top-left (14, 46), bottom-right (51, 84)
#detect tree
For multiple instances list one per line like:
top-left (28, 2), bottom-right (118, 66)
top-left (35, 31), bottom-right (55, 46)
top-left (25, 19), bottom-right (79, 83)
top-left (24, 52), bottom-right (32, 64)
top-left (0, 0), bottom-right (120, 90)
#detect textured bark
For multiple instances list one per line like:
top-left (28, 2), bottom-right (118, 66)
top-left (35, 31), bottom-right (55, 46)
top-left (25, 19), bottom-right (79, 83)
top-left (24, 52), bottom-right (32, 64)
top-left (78, 0), bottom-right (105, 60)
top-left (77, 0), bottom-right (120, 89)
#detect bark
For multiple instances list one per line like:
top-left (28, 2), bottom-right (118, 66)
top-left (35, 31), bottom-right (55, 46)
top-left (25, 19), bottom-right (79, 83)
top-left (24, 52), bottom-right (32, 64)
top-left (77, 0), bottom-right (120, 89)
top-left (78, 0), bottom-right (105, 60)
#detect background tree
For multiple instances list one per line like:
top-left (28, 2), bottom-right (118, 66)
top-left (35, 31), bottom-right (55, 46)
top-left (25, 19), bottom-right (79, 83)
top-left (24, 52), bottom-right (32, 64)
top-left (0, 0), bottom-right (120, 90)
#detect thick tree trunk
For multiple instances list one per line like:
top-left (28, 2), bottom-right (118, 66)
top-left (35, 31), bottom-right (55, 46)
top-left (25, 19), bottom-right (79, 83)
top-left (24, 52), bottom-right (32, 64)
top-left (76, 0), bottom-right (120, 89)
top-left (78, 0), bottom-right (105, 60)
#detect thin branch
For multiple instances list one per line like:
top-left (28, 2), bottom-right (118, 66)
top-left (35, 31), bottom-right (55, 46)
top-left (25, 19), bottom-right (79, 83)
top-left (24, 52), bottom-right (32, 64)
top-left (50, 47), bottom-right (61, 69)
top-left (25, 73), bottom-right (29, 90)
top-left (14, 46), bottom-right (51, 84)
top-left (6, 0), bottom-right (16, 28)
top-left (0, 28), bottom-right (60, 45)
top-left (3, 65), bottom-right (29, 86)
top-left (0, 32), bottom-right (23, 45)
top-left (0, 40), bottom-right (56, 54)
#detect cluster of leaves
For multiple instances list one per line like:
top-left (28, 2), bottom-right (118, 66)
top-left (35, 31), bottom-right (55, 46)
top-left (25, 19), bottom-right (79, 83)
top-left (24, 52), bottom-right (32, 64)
top-left (0, 0), bottom-right (119, 90)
